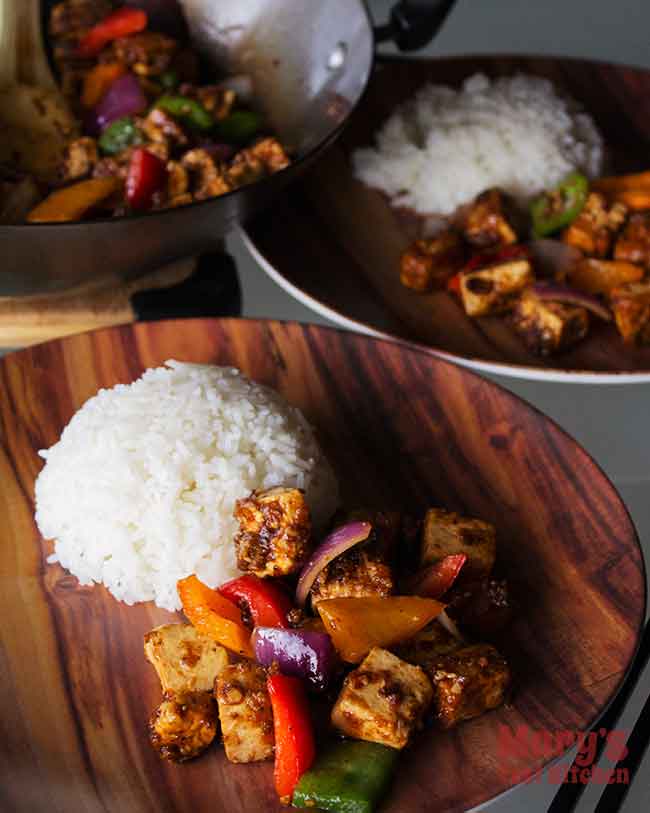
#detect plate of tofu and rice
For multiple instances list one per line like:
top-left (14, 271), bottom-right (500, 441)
top-left (0, 318), bottom-right (644, 813)
top-left (243, 55), bottom-right (650, 382)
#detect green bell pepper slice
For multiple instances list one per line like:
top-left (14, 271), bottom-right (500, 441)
top-left (292, 740), bottom-right (399, 813)
top-left (530, 171), bottom-right (589, 238)
top-left (98, 116), bottom-right (141, 156)
top-left (155, 94), bottom-right (213, 131)
top-left (213, 110), bottom-right (262, 145)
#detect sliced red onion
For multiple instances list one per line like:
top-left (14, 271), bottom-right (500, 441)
top-left (533, 281), bottom-right (612, 321)
top-left (295, 521), bottom-right (372, 608)
top-left (199, 141), bottom-right (236, 162)
top-left (437, 610), bottom-right (464, 641)
top-left (253, 627), bottom-right (336, 691)
top-left (528, 238), bottom-right (581, 280)
top-left (216, 74), bottom-right (254, 103)
top-left (94, 74), bottom-right (147, 132)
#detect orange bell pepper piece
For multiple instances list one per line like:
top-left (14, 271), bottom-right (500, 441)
top-left (592, 171), bottom-right (650, 193)
top-left (317, 596), bottom-right (444, 663)
top-left (608, 189), bottom-right (650, 211)
top-left (177, 574), bottom-right (254, 658)
top-left (26, 177), bottom-right (122, 223)
top-left (81, 62), bottom-right (126, 109)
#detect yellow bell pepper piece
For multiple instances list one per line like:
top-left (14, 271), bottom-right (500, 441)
top-left (317, 596), bottom-right (444, 663)
top-left (27, 176), bottom-right (122, 223)
top-left (177, 574), bottom-right (254, 658)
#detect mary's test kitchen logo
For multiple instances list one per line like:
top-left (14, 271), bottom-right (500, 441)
top-left (497, 724), bottom-right (630, 786)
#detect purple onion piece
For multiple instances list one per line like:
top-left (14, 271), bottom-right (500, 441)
top-left (199, 141), bottom-right (236, 162)
top-left (253, 627), bottom-right (336, 691)
top-left (94, 74), bottom-right (147, 132)
top-left (528, 238), bottom-right (582, 280)
top-left (533, 281), bottom-right (612, 321)
top-left (295, 521), bottom-right (372, 608)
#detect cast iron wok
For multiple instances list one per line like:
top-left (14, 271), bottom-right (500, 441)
top-left (0, 0), bottom-right (454, 296)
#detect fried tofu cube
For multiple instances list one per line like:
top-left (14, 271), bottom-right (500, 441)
top-left (234, 486), bottom-right (312, 577)
top-left (459, 259), bottom-right (534, 317)
top-left (610, 281), bottom-right (650, 344)
top-left (310, 547), bottom-right (394, 607)
top-left (144, 624), bottom-right (229, 693)
top-left (512, 290), bottom-right (589, 356)
top-left (615, 212), bottom-right (650, 269)
top-left (426, 643), bottom-right (510, 729)
top-left (448, 578), bottom-right (515, 639)
top-left (562, 193), bottom-right (627, 257)
top-left (463, 189), bottom-right (519, 249)
top-left (215, 662), bottom-right (274, 763)
top-left (393, 620), bottom-right (462, 668)
top-left (421, 509), bottom-right (496, 582)
top-left (567, 258), bottom-right (643, 297)
top-left (331, 647), bottom-right (433, 749)
top-left (149, 690), bottom-right (219, 762)
top-left (400, 230), bottom-right (465, 292)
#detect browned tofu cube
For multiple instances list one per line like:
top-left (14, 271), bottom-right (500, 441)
top-left (149, 690), bottom-right (219, 762)
top-left (463, 189), bottom-right (519, 249)
top-left (393, 620), bottom-right (462, 668)
top-left (615, 212), bottom-right (650, 268)
top-left (421, 509), bottom-right (496, 581)
top-left (512, 290), bottom-right (589, 356)
top-left (426, 643), bottom-right (510, 729)
top-left (215, 661), bottom-right (274, 763)
top-left (562, 192), bottom-right (627, 257)
top-left (610, 281), bottom-right (650, 344)
top-left (310, 547), bottom-right (394, 606)
top-left (234, 486), bottom-right (312, 577)
top-left (144, 624), bottom-right (229, 693)
top-left (447, 578), bottom-right (515, 639)
top-left (331, 647), bottom-right (432, 749)
top-left (459, 259), bottom-right (534, 317)
top-left (400, 231), bottom-right (465, 292)
top-left (567, 258), bottom-right (643, 296)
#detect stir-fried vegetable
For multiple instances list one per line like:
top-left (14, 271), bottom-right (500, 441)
top-left (530, 171), bottom-right (589, 237)
top-left (317, 596), bottom-right (443, 663)
top-left (82, 63), bottom-right (127, 109)
top-left (95, 74), bottom-right (148, 132)
top-left (26, 176), bottom-right (122, 223)
top-left (408, 553), bottom-right (467, 599)
top-left (219, 574), bottom-right (292, 628)
top-left (253, 627), bottom-right (336, 691)
top-left (532, 281), bottom-right (612, 321)
top-left (98, 117), bottom-right (141, 155)
top-left (293, 740), bottom-right (399, 813)
top-left (126, 147), bottom-right (167, 210)
top-left (156, 95), bottom-right (214, 131)
top-left (177, 574), bottom-right (254, 657)
top-left (77, 7), bottom-right (148, 58)
top-left (267, 675), bottom-right (316, 802)
top-left (214, 110), bottom-right (263, 145)
top-left (296, 521), bottom-right (372, 607)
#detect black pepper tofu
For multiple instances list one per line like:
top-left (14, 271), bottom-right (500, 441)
top-left (144, 624), bottom-right (229, 693)
top-left (512, 290), bottom-right (589, 356)
top-left (149, 690), bottom-right (219, 762)
top-left (393, 620), bottom-right (462, 667)
top-left (234, 486), bottom-right (312, 577)
top-left (400, 230), bottom-right (465, 292)
top-left (426, 644), bottom-right (511, 729)
top-left (610, 281), bottom-right (650, 344)
top-left (615, 212), bottom-right (650, 269)
top-left (215, 662), bottom-right (274, 763)
top-left (421, 509), bottom-right (496, 582)
top-left (563, 192), bottom-right (627, 258)
top-left (448, 579), bottom-right (514, 639)
top-left (459, 259), bottom-right (534, 317)
top-left (331, 647), bottom-right (433, 749)
top-left (462, 189), bottom-right (519, 249)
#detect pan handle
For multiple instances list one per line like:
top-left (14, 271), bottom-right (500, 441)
top-left (373, 0), bottom-right (456, 51)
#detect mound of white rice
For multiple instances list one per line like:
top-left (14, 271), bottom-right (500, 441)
top-left (352, 73), bottom-right (603, 216)
top-left (34, 361), bottom-right (339, 611)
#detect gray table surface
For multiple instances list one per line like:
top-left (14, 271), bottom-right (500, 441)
top-left (228, 1), bottom-right (650, 810)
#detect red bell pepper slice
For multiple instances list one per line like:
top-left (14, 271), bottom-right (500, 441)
top-left (408, 554), bottom-right (467, 599)
top-left (267, 674), bottom-right (316, 802)
top-left (77, 8), bottom-right (148, 58)
top-left (126, 148), bottom-right (167, 211)
top-left (218, 574), bottom-right (292, 628)
top-left (447, 272), bottom-right (462, 295)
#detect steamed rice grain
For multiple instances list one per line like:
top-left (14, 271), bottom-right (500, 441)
top-left (34, 361), bottom-right (339, 611)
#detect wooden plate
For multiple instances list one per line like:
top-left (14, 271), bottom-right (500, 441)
top-left (0, 318), bottom-right (645, 812)
top-left (243, 56), bottom-right (650, 382)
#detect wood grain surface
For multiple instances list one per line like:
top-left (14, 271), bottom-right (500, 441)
top-left (0, 318), bottom-right (645, 813)
top-left (244, 56), bottom-right (650, 378)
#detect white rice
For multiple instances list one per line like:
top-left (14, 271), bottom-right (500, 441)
top-left (34, 361), bottom-right (339, 611)
top-left (352, 73), bottom-right (604, 216)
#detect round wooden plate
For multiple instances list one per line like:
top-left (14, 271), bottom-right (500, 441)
top-left (0, 318), bottom-right (645, 812)
top-left (243, 56), bottom-right (650, 382)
